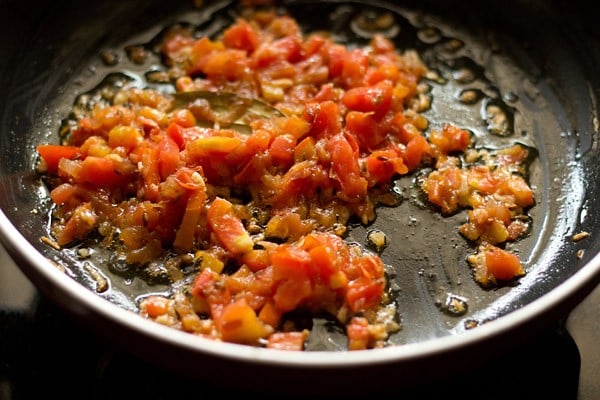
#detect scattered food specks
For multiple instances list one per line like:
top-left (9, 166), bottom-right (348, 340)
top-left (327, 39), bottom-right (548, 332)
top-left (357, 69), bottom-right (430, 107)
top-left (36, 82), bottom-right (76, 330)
top-left (40, 236), bottom-right (61, 250)
top-left (572, 231), bottom-right (590, 242)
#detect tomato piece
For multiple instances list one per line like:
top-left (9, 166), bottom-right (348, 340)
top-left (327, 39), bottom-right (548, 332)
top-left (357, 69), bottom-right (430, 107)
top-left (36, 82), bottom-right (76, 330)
top-left (159, 135), bottom-right (181, 180)
top-left (484, 245), bottom-right (525, 281)
top-left (499, 176), bottom-right (534, 208)
top-left (37, 145), bottom-right (81, 174)
top-left (341, 81), bottom-right (393, 116)
top-left (188, 36), bottom-right (225, 75)
top-left (222, 18), bottom-right (259, 54)
top-left (202, 49), bottom-right (248, 81)
top-left (308, 244), bottom-right (347, 289)
top-left (327, 133), bottom-right (368, 198)
top-left (271, 245), bottom-right (314, 311)
top-left (173, 183), bottom-right (207, 252)
top-left (341, 48), bottom-right (369, 88)
top-left (166, 121), bottom-right (186, 149)
top-left (304, 101), bottom-right (342, 138)
top-left (269, 134), bottom-right (296, 168)
top-left (218, 299), bottom-right (272, 345)
top-left (49, 183), bottom-right (79, 206)
top-left (142, 295), bottom-right (170, 318)
top-left (364, 64), bottom-right (400, 86)
top-left (273, 278), bottom-right (313, 312)
top-left (402, 134), bottom-right (430, 170)
top-left (429, 124), bottom-right (471, 155)
top-left (365, 149), bottom-right (409, 185)
top-left (206, 197), bottom-right (254, 257)
top-left (347, 316), bottom-right (370, 350)
top-left (75, 156), bottom-right (132, 186)
top-left (345, 276), bottom-right (384, 312)
top-left (424, 167), bottom-right (466, 215)
top-left (271, 245), bottom-right (312, 281)
top-left (190, 267), bottom-right (218, 298)
top-left (258, 300), bottom-right (282, 328)
top-left (266, 331), bottom-right (308, 351)
top-left (327, 44), bottom-right (347, 78)
top-left (345, 111), bottom-right (384, 150)
top-left (55, 203), bottom-right (98, 246)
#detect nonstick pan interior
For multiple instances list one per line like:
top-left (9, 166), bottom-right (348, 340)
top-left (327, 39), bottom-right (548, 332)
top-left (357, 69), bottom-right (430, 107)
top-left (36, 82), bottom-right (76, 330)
top-left (0, 0), bottom-right (598, 391)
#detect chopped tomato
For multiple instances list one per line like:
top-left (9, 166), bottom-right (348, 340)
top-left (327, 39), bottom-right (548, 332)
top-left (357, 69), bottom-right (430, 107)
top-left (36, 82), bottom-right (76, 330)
top-left (429, 124), bottom-right (471, 155)
top-left (76, 156), bottom-right (133, 186)
top-left (37, 145), bottom-right (81, 174)
top-left (222, 18), bottom-right (260, 54)
top-left (206, 197), bottom-right (254, 257)
top-left (327, 133), bottom-right (368, 198)
top-left (158, 135), bottom-right (181, 180)
top-left (484, 245), bottom-right (525, 281)
top-left (341, 81), bottom-right (393, 116)
top-left (266, 331), bottom-right (308, 351)
top-left (218, 299), bottom-right (272, 345)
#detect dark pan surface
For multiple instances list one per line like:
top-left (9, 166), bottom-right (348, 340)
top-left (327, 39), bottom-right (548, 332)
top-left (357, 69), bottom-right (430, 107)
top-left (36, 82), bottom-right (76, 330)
top-left (0, 0), bottom-right (599, 392)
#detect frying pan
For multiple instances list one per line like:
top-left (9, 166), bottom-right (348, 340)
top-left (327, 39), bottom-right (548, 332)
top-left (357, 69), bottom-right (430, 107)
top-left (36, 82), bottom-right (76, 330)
top-left (0, 0), bottom-right (598, 395)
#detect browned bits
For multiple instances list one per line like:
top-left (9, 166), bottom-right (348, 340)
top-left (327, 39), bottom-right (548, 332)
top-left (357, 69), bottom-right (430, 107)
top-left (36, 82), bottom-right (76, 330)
top-left (458, 89), bottom-right (481, 104)
top-left (572, 231), bottom-right (590, 242)
top-left (464, 319), bottom-right (479, 330)
top-left (452, 67), bottom-right (476, 84)
top-left (40, 235), bottom-right (61, 250)
top-left (83, 261), bottom-right (109, 293)
top-left (146, 70), bottom-right (171, 84)
top-left (485, 104), bottom-right (511, 136)
top-left (100, 50), bottom-right (119, 66)
top-left (366, 229), bottom-right (387, 253)
top-left (125, 45), bottom-right (149, 64)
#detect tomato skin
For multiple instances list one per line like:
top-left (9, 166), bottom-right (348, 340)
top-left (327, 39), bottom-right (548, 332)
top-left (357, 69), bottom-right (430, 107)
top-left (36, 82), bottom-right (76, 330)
top-left (37, 145), bottom-right (81, 174)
